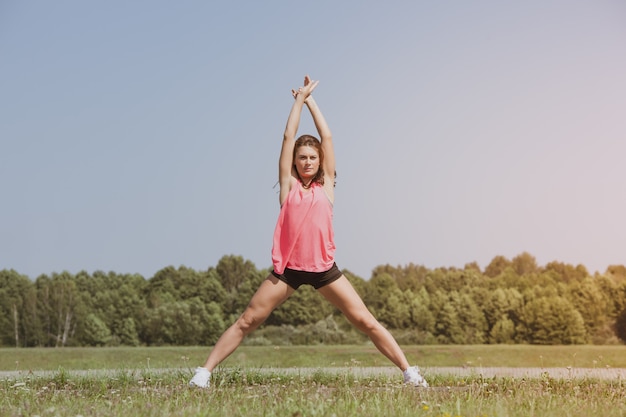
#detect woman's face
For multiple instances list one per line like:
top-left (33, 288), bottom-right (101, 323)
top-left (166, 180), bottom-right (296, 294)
top-left (294, 145), bottom-right (320, 180)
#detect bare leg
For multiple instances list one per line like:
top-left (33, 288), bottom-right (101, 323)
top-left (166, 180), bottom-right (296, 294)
top-left (201, 274), bottom-right (294, 371)
top-left (317, 275), bottom-right (410, 371)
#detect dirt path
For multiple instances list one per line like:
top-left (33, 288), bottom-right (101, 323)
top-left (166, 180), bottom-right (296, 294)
top-left (333, 366), bottom-right (626, 380)
top-left (427, 366), bottom-right (626, 380)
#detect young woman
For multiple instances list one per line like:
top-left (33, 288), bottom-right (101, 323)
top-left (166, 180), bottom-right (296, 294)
top-left (189, 76), bottom-right (428, 388)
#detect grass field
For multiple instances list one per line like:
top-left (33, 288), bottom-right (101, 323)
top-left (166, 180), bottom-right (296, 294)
top-left (2, 345), bottom-right (625, 417)
top-left (2, 344), bottom-right (625, 371)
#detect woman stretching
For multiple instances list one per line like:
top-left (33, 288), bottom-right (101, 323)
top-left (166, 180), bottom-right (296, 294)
top-left (189, 75), bottom-right (428, 388)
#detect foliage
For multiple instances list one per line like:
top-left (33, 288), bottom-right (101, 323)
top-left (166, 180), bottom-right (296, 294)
top-left (1, 253), bottom-right (625, 347)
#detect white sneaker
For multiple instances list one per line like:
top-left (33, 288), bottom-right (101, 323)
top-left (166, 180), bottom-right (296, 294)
top-left (403, 366), bottom-right (429, 388)
top-left (189, 367), bottom-right (211, 388)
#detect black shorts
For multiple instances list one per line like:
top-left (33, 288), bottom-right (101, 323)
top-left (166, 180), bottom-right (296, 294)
top-left (272, 263), bottom-right (343, 290)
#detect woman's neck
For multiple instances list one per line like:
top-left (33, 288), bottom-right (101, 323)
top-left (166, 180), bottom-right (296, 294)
top-left (298, 173), bottom-right (314, 189)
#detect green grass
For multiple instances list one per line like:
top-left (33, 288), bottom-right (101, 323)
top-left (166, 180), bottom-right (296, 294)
top-left (2, 368), bottom-right (625, 417)
top-left (2, 345), bottom-right (625, 416)
top-left (2, 344), bottom-right (625, 371)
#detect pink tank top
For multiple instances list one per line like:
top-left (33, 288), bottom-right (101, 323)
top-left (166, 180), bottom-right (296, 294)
top-left (271, 181), bottom-right (335, 274)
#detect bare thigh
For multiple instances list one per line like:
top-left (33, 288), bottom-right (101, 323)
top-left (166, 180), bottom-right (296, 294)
top-left (317, 275), bottom-right (376, 330)
top-left (239, 274), bottom-right (295, 330)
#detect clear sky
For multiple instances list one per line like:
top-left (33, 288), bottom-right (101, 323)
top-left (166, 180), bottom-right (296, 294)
top-left (2, 1), bottom-right (625, 280)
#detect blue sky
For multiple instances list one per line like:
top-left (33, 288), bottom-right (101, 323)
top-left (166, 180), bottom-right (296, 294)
top-left (2, 1), bottom-right (625, 280)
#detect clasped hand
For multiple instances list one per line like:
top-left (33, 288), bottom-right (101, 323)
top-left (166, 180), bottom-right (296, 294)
top-left (291, 75), bottom-right (319, 101)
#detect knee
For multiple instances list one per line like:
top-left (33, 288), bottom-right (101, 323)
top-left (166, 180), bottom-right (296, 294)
top-left (351, 312), bottom-right (380, 333)
top-left (235, 310), bottom-right (264, 335)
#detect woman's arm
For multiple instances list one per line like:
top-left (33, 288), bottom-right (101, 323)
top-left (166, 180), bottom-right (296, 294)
top-left (278, 77), bottom-right (318, 205)
top-left (305, 95), bottom-right (334, 187)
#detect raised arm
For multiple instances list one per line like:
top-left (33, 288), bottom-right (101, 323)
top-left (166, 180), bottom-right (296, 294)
top-left (305, 95), bottom-right (334, 187)
top-left (278, 77), bottom-right (318, 204)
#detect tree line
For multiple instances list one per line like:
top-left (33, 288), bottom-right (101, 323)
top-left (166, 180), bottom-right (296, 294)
top-left (1, 252), bottom-right (626, 348)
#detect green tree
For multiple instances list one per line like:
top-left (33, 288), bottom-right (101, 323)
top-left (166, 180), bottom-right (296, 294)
top-left (35, 272), bottom-right (82, 347)
top-left (407, 287), bottom-right (435, 334)
top-left (613, 280), bottom-right (626, 343)
top-left (71, 271), bottom-right (146, 346)
top-left (483, 288), bottom-right (523, 343)
top-left (544, 261), bottom-right (589, 283)
top-left (453, 291), bottom-right (487, 344)
top-left (363, 273), bottom-right (396, 312)
top-left (511, 252), bottom-right (538, 276)
top-left (518, 296), bottom-right (587, 344)
top-left (0, 270), bottom-right (38, 347)
top-left (118, 317), bottom-right (140, 346)
top-left (142, 299), bottom-right (224, 346)
top-left (269, 285), bottom-right (333, 327)
top-left (490, 316), bottom-right (516, 343)
top-left (144, 267), bottom-right (177, 307)
top-left (362, 273), bottom-right (409, 328)
top-left (143, 265), bottom-right (228, 332)
top-left (567, 277), bottom-right (609, 340)
top-left (424, 268), bottom-right (476, 293)
top-left (484, 255), bottom-right (512, 278)
top-left (20, 281), bottom-right (40, 346)
top-left (464, 262), bottom-right (481, 273)
top-left (483, 288), bottom-right (523, 330)
top-left (615, 306), bottom-right (626, 343)
top-left (382, 289), bottom-right (412, 329)
top-left (213, 256), bottom-right (265, 319)
top-left (371, 263), bottom-right (429, 292)
top-left (430, 290), bottom-right (464, 344)
top-left (435, 303), bottom-right (464, 344)
top-left (146, 265), bottom-right (225, 307)
top-left (605, 265), bottom-right (626, 284)
top-left (81, 314), bottom-right (112, 346)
